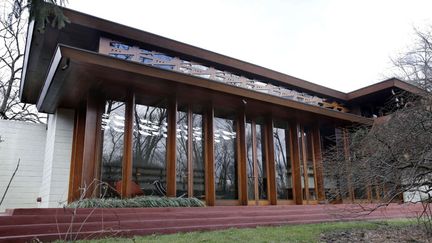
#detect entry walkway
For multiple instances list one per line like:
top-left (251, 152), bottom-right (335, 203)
top-left (0, 203), bottom-right (423, 242)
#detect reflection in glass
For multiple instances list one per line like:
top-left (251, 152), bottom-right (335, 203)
top-left (176, 109), bottom-right (206, 199)
top-left (301, 127), bottom-right (317, 201)
top-left (246, 123), bottom-right (255, 200)
top-left (214, 117), bottom-right (238, 200)
top-left (100, 101), bottom-right (125, 198)
top-left (246, 122), bottom-right (268, 201)
top-left (273, 123), bottom-right (293, 200)
top-left (192, 113), bottom-right (205, 199)
top-left (306, 130), bottom-right (317, 200)
top-left (176, 110), bottom-right (188, 196)
top-left (132, 103), bottom-right (167, 196)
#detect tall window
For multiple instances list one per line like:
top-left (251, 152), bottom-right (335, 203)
top-left (176, 110), bottom-right (188, 196)
top-left (132, 103), bottom-right (167, 196)
top-left (273, 122), bottom-right (293, 200)
top-left (214, 116), bottom-right (238, 200)
top-left (192, 113), bottom-right (205, 198)
top-left (100, 101), bottom-right (125, 198)
top-left (300, 127), bottom-right (318, 201)
top-left (246, 121), bottom-right (267, 201)
top-left (176, 108), bottom-right (205, 199)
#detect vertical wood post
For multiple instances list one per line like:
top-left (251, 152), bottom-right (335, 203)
top-left (122, 92), bottom-right (135, 198)
top-left (204, 105), bottom-right (215, 206)
top-left (265, 117), bottom-right (277, 205)
top-left (187, 105), bottom-right (194, 197)
top-left (312, 125), bottom-right (326, 202)
top-left (166, 97), bottom-right (178, 197)
top-left (81, 94), bottom-right (104, 198)
top-left (236, 110), bottom-right (248, 205)
top-left (289, 121), bottom-right (303, 205)
top-left (68, 104), bottom-right (86, 202)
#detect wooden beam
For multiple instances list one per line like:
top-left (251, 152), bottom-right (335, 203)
top-left (289, 121), bottom-right (303, 205)
top-left (166, 97), bottom-right (177, 197)
top-left (81, 94), bottom-right (103, 198)
top-left (92, 101), bottom-right (104, 198)
top-left (187, 105), bottom-right (193, 197)
top-left (265, 117), bottom-right (277, 205)
top-left (312, 125), bottom-right (326, 202)
top-left (122, 92), bottom-right (135, 198)
top-left (68, 104), bottom-right (86, 202)
top-left (204, 105), bottom-right (215, 206)
top-left (236, 110), bottom-right (248, 205)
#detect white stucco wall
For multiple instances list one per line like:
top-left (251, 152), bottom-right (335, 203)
top-left (0, 108), bottom-right (75, 211)
top-left (0, 120), bottom-right (47, 212)
top-left (38, 108), bottom-right (74, 208)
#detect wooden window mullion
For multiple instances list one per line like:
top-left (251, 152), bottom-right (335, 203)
top-left (187, 105), bottom-right (193, 197)
top-left (122, 91), bottom-right (135, 198)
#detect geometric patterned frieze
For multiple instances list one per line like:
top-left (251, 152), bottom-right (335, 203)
top-left (98, 37), bottom-right (348, 113)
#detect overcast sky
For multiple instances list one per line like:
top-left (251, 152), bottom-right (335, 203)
top-left (68, 0), bottom-right (432, 92)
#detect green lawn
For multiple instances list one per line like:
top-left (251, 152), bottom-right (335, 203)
top-left (73, 219), bottom-right (415, 243)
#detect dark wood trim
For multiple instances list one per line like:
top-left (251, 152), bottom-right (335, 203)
top-left (92, 99), bottom-right (104, 198)
top-left (121, 91), bottom-right (135, 198)
top-left (68, 105), bottom-right (85, 202)
top-left (187, 105), bottom-right (193, 197)
top-left (265, 117), bottom-right (277, 205)
top-left (204, 105), bottom-right (215, 206)
top-left (347, 78), bottom-right (425, 100)
top-left (236, 110), bottom-right (248, 205)
top-left (81, 94), bottom-right (103, 198)
top-left (289, 121), bottom-right (303, 205)
top-left (312, 125), bottom-right (326, 202)
top-left (166, 97), bottom-right (177, 197)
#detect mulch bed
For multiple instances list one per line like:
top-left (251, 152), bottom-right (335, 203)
top-left (320, 224), bottom-right (430, 243)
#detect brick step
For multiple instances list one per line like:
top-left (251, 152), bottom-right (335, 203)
top-left (0, 214), bottom-right (411, 243)
top-left (0, 206), bottom-right (415, 226)
top-left (0, 211), bottom-right (412, 237)
top-left (6, 203), bottom-right (417, 216)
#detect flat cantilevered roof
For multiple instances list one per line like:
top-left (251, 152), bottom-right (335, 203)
top-left (20, 6), bottom-right (423, 125)
top-left (35, 45), bottom-right (373, 125)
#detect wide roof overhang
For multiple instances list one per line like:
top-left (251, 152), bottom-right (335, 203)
top-left (22, 6), bottom-right (424, 114)
top-left (37, 45), bottom-right (373, 125)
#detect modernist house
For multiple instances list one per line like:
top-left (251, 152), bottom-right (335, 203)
top-left (17, 7), bottom-right (423, 209)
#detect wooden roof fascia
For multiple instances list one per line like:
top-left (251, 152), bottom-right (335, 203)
top-left (36, 46), bottom-right (64, 111)
top-left (20, 20), bottom-right (35, 101)
top-left (346, 78), bottom-right (425, 100)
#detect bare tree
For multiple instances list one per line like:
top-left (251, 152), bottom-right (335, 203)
top-left (324, 27), bottom-right (432, 234)
top-left (1, 1), bottom-right (37, 122)
top-left (391, 27), bottom-right (432, 91)
top-left (0, 0), bottom-right (69, 123)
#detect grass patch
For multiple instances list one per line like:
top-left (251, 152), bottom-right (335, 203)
top-left (73, 219), bottom-right (415, 243)
top-left (67, 196), bottom-right (205, 208)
